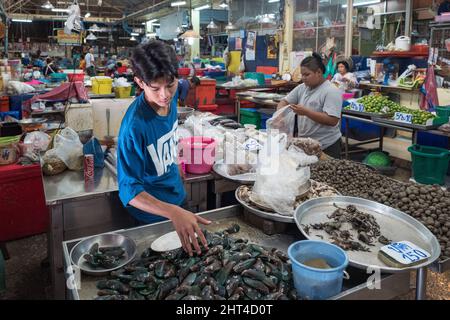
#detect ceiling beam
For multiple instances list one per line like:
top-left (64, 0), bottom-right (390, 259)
top-left (9, 13), bottom-right (121, 23)
top-left (6, 0), bottom-right (32, 12)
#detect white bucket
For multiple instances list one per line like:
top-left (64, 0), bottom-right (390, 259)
top-left (395, 36), bottom-right (411, 51)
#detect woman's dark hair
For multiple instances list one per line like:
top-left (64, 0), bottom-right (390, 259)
top-left (190, 76), bottom-right (201, 86)
top-left (116, 62), bottom-right (122, 67)
top-left (337, 61), bottom-right (350, 72)
top-left (131, 40), bottom-right (178, 84)
top-left (301, 53), bottom-right (326, 74)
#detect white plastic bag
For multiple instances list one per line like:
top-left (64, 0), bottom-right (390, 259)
top-left (24, 131), bottom-right (51, 152)
top-left (266, 105), bottom-right (296, 138)
top-left (253, 133), bottom-right (311, 216)
top-left (52, 127), bottom-right (84, 170)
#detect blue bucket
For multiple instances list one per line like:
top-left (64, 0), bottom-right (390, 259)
top-left (288, 240), bottom-right (349, 300)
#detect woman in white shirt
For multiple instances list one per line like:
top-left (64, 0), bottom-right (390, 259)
top-left (331, 61), bottom-right (358, 91)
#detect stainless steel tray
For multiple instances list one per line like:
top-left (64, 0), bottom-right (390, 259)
top-left (235, 186), bottom-right (295, 224)
top-left (62, 205), bottom-right (411, 300)
top-left (342, 109), bottom-right (383, 118)
top-left (212, 162), bottom-right (256, 184)
top-left (294, 196), bottom-right (441, 273)
top-left (372, 116), bottom-right (440, 130)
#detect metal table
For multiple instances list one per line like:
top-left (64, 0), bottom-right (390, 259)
top-left (88, 93), bottom-right (117, 99)
top-left (62, 205), bottom-right (411, 300)
top-left (44, 167), bottom-right (214, 299)
top-left (341, 112), bottom-right (418, 159)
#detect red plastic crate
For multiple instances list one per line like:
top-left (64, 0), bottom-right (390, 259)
top-left (0, 96), bottom-right (9, 112)
top-left (0, 164), bottom-right (49, 241)
top-left (67, 73), bottom-right (85, 82)
top-left (197, 104), bottom-right (218, 112)
top-left (256, 66), bottom-right (278, 75)
top-left (186, 79), bottom-right (217, 107)
top-left (178, 68), bottom-right (191, 76)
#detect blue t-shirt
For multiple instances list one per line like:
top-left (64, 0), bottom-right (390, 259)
top-left (117, 93), bottom-right (186, 224)
top-left (178, 79), bottom-right (190, 102)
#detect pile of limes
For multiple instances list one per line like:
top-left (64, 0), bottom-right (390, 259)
top-left (355, 95), bottom-right (435, 125)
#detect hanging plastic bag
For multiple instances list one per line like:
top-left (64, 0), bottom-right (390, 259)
top-left (266, 105), bottom-right (296, 138)
top-left (52, 127), bottom-right (84, 171)
top-left (420, 65), bottom-right (439, 111)
top-left (253, 133), bottom-right (311, 216)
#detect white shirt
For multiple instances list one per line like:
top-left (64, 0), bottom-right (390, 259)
top-left (85, 52), bottom-right (95, 68)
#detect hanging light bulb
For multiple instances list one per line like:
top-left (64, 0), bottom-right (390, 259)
top-left (85, 12), bottom-right (91, 18)
top-left (86, 32), bottom-right (97, 40)
top-left (207, 19), bottom-right (217, 29)
top-left (130, 36), bottom-right (137, 41)
top-left (42, 1), bottom-right (54, 9)
top-left (89, 24), bottom-right (100, 31)
top-left (225, 22), bottom-right (235, 30)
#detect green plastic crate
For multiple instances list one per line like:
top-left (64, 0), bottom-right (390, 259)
top-left (408, 144), bottom-right (450, 185)
top-left (240, 109), bottom-right (261, 129)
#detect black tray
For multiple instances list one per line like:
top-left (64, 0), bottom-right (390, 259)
top-left (372, 116), bottom-right (440, 130)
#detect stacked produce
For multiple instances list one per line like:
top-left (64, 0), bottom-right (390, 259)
top-left (94, 224), bottom-right (297, 300)
top-left (345, 95), bottom-right (435, 125)
top-left (311, 160), bottom-right (450, 261)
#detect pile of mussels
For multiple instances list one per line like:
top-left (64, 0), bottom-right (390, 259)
top-left (94, 224), bottom-right (296, 300)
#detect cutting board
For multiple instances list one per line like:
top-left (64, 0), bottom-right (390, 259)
top-left (91, 98), bottom-right (134, 139)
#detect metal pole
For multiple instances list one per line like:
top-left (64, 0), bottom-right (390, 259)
top-left (4, 22), bottom-right (8, 57)
top-left (415, 267), bottom-right (427, 300)
top-left (405, 0), bottom-right (412, 37)
top-left (345, 0), bottom-right (354, 57)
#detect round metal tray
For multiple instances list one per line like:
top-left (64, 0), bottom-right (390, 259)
top-left (235, 186), bottom-right (295, 224)
top-left (70, 233), bottom-right (137, 276)
top-left (294, 196), bottom-right (441, 273)
top-left (213, 162), bottom-right (256, 184)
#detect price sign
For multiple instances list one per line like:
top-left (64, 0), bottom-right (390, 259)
top-left (350, 101), bottom-right (365, 112)
top-left (380, 241), bottom-right (430, 265)
top-left (243, 138), bottom-right (261, 151)
top-left (394, 112), bottom-right (413, 124)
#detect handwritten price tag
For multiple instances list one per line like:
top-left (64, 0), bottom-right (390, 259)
top-left (394, 112), bottom-right (413, 124)
top-left (380, 241), bottom-right (430, 265)
top-left (350, 101), bottom-right (365, 112)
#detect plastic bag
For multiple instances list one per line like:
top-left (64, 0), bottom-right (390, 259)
top-left (266, 105), bottom-right (296, 138)
top-left (253, 133), bottom-right (312, 215)
top-left (83, 137), bottom-right (105, 168)
top-left (24, 131), bottom-right (51, 152)
top-left (6, 81), bottom-right (35, 95)
top-left (52, 127), bottom-right (84, 170)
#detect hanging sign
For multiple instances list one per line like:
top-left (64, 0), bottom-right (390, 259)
top-left (56, 29), bottom-right (82, 45)
top-left (245, 31), bottom-right (256, 61)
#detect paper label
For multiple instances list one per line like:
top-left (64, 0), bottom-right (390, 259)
top-left (380, 241), bottom-right (431, 265)
top-left (394, 112), bottom-right (413, 124)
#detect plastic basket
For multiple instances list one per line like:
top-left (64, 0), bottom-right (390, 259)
top-left (240, 108), bottom-right (261, 129)
top-left (115, 86), bottom-right (132, 98)
top-left (0, 96), bottom-right (9, 112)
top-left (408, 144), bottom-right (450, 185)
top-left (92, 77), bottom-right (113, 95)
top-left (244, 72), bottom-right (266, 86)
top-left (50, 73), bottom-right (68, 82)
top-left (67, 73), bottom-right (85, 82)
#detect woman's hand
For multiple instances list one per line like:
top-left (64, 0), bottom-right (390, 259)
top-left (290, 104), bottom-right (310, 116)
top-left (170, 207), bottom-right (211, 256)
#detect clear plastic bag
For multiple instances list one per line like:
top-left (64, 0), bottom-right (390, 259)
top-left (52, 127), bottom-right (84, 171)
top-left (266, 105), bottom-right (296, 138)
top-left (253, 133), bottom-right (312, 216)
